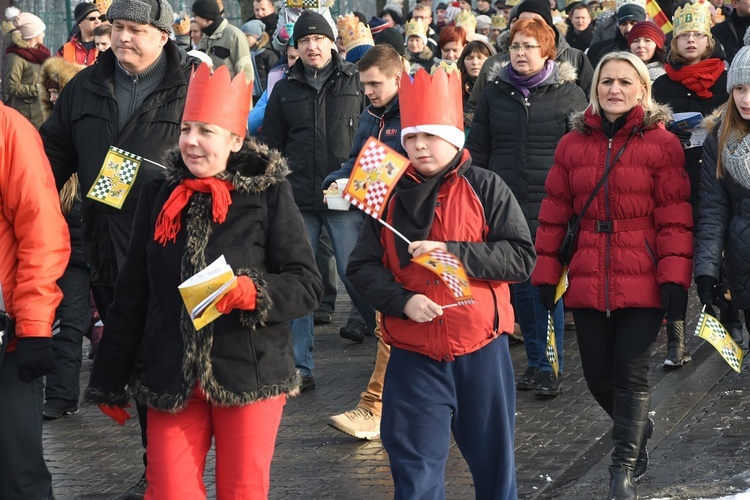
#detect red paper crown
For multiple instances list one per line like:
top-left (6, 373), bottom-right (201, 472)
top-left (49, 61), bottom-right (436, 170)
top-left (399, 68), bottom-right (463, 134)
top-left (182, 64), bottom-right (253, 138)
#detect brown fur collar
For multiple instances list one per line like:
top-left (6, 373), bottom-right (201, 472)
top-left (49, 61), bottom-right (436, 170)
top-left (703, 103), bottom-right (727, 135)
top-left (39, 57), bottom-right (84, 119)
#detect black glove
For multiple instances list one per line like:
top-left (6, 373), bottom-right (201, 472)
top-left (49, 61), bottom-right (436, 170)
top-left (538, 285), bottom-right (557, 312)
top-left (660, 283), bottom-right (687, 318)
top-left (695, 276), bottom-right (717, 308)
top-left (15, 337), bottom-right (55, 383)
top-left (668, 124), bottom-right (692, 146)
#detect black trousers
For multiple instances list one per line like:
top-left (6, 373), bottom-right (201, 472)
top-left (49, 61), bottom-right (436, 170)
top-left (0, 354), bottom-right (52, 499)
top-left (45, 263), bottom-right (91, 404)
top-left (573, 308), bottom-right (663, 397)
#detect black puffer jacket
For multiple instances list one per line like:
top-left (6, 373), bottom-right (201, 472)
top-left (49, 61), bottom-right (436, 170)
top-left (84, 138), bottom-right (324, 411)
top-left (695, 108), bottom-right (750, 309)
top-left (711, 11), bottom-right (750, 65)
top-left (40, 41), bottom-right (196, 287)
top-left (260, 50), bottom-right (366, 211)
top-left (466, 61), bottom-right (587, 238)
top-left (652, 60), bottom-right (728, 216)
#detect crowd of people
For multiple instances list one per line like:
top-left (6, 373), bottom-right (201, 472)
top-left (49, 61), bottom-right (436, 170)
top-left (0, 0), bottom-right (749, 498)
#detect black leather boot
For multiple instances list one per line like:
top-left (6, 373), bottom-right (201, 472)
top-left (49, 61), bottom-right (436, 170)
top-left (633, 417), bottom-right (654, 480)
top-left (662, 320), bottom-right (691, 370)
top-left (608, 389), bottom-right (650, 500)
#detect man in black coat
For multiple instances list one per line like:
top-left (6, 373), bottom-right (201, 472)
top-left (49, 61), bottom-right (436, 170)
top-left (39, 0), bottom-right (195, 496)
top-left (588, 3), bottom-right (646, 67)
top-left (260, 10), bottom-right (373, 390)
top-left (712, 0), bottom-right (750, 64)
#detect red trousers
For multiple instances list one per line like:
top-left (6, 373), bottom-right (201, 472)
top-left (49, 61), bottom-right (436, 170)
top-left (144, 387), bottom-right (285, 500)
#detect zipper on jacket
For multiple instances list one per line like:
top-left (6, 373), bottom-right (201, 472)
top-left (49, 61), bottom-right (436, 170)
top-left (604, 138), bottom-right (613, 317)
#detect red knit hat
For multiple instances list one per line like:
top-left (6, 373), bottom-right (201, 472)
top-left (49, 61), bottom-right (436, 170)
top-left (627, 21), bottom-right (666, 49)
top-left (182, 64), bottom-right (252, 138)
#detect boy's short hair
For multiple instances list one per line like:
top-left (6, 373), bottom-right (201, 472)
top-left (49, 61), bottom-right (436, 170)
top-left (357, 44), bottom-right (404, 77)
top-left (412, 4), bottom-right (432, 16)
top-left (94, 24), bottom-right (112, 37)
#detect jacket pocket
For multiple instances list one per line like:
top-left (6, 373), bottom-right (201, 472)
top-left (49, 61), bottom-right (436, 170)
top-left (280, 93), bottom-right (312, 128)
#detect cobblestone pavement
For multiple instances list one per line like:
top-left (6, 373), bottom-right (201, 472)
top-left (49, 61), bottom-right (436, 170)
top-left (45, 294), bottom-right (750, 499)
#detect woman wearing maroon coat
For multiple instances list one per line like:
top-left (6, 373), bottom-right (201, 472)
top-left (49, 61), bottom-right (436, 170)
top-left (531, 52), bottom-right (693, 499)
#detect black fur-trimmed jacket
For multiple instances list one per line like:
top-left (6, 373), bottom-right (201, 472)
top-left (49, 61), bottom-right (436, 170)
top-left (84, 139), bottom-right (324, 411)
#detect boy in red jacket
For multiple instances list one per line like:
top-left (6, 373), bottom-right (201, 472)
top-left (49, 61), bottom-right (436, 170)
top-left (346, 68), bottom-right (535, 499)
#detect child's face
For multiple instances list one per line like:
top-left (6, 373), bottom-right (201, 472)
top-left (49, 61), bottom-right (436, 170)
top-left (403, 132), bottom-right (459, 177)
top-left (95, 35), bottom-right (111, 52)
top-left (407, 35), bottom-right (425, 53)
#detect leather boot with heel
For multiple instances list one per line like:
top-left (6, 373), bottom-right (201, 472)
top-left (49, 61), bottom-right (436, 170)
top-left (608, 389), bottom-right (650, 500)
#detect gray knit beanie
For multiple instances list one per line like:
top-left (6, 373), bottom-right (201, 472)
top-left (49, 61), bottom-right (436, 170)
top-left (727, 29), bottom-right (750, 92)
top-left (107, 0), bottom-right (174, 33)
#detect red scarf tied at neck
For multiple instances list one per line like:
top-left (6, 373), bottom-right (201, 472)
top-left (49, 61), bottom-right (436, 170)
top-left (664, 57), bottom-right (725, 99)
top-left (154, 177), bottom-right (234, 246)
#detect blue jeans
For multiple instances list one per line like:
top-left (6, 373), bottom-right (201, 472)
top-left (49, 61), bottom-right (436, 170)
top-left (512, 279), bottom-right (564, 374)
top-left (290, 209), bottom-right (376, 376)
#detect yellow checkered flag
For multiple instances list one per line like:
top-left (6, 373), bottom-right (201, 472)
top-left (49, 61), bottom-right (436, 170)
top-left (87, 146), bottom-right (165, 209)
top-left (546, 312), bottom-right (559, 378)
top-left (695, 306), bottom-right (743, 373)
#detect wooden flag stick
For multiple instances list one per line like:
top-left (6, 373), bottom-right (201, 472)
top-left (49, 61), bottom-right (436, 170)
top-left (377, 218), bottom-right (412, 245)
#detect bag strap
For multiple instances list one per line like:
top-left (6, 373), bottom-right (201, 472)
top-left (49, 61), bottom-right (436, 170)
top-left (570, 127), bottom-right (637, 230)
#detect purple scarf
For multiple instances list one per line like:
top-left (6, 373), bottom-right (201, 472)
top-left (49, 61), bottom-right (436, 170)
top-left (507, 59), bottom-right (555, 98)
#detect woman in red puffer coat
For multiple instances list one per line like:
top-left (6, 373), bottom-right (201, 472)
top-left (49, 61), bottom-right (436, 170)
top-left (531, 52), bottom-right (693, 500)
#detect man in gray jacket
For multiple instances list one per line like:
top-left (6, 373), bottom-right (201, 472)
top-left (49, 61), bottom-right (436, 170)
top-left (192, 0), bottom-right (254, 83)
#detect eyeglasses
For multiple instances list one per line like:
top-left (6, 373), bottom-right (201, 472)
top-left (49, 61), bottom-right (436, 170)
top-left (509, 43), bottom-right (541, 53)
top-left (85, 15), bottom-right (101, 22)
top-left (297, 34), bottom-right (328, 46)
top-left (675, 32), bottom-right (708, 41)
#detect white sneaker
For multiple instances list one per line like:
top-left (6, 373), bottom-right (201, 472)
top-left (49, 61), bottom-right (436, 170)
top-left (327, 406), bottom-right (381, 440)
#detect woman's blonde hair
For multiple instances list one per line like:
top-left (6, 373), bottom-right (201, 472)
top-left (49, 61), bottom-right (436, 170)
top-left (589, 51), bottom-right (655, 118)
top-left (59, 174), bottom-right (80, 215)
top-left (667, 34), bottom-right (715, 66)
top-left (716, 94), bottom-right (750, 179)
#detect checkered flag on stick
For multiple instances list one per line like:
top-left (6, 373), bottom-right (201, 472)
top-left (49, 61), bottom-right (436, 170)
top-left (86, 146), bottom-right (165, 209)
top-left (410, 249), bottom-right (475, 307)
top-left (546, 312), bottom-right (559, 378)
top-left (695, 306), bottom-right (744, 373)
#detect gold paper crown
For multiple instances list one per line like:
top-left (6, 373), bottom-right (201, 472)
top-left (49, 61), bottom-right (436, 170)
top-left (490, 13), bottom-right (507, 29)
top-left (95, 0), bottom-right (112, 15)
top-left (672, 1), bottom-right (711, 36)
top-left (405, 18), bottom-right (428, 40)
top-left (336, 14), bottom-right (374, 51)
top-left (505, 0), bottom-right (521, 6)
top-left (454, 10), bottom-right (477, 28)
top-left (430, 59), bottom-right (461, 75)
top-left (173, 13), bottom-right (190, 35)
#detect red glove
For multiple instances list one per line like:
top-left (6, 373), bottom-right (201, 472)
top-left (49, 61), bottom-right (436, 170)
top-left (216, 276), bottom-right (257, 314)
top-left (98, 403), bottom-right (132, 426)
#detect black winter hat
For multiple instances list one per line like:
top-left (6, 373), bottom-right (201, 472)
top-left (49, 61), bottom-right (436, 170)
top-left (192, 0), bottom-right (221, 21)
top-left (293, 10), bottom-right (335, 48)
top-left (374, 27), bottom-right (405, 56)
top-left (515, 0), bottom-right (554, 30)
top-left (74, 2), bottom-right (100, 24)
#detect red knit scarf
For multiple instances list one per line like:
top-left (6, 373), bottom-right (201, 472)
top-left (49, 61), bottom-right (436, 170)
top-left (664, 58), bottom-right (725, 99)
top-left (154, 177), bottom-right (234, 246)
top-left (5, 44), bottom-right (50, 64)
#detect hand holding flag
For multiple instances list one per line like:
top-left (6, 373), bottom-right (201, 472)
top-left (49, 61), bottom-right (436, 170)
top-left (695, 306), bottom-right (744, 373)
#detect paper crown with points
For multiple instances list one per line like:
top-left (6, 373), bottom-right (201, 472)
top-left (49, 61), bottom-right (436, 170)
top-left (490, 13), bottom-right (507, 30)
top-left (95, 0), bottom-right (112, 15)
top-left (505, 0), bottom-right (522, 7)
top-left (454, 9), bottom-right (477, 28)
top-left (430, 59), bottom-right (461, 75)
top-left (173, 13), bottom-right (190, 36)
top-left (400, 68), bottom-right (464, 149)
top-left (672, 1), bottom-right (711, 36)
top-left (182, 64), bottom-right (252, 138)
top-left (405, 18), bottom-right (429, 42)
top-left (336, 13), bottom-right (374, 60)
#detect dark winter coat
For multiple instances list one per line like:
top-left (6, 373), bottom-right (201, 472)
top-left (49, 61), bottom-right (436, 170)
top-left (531, 105), bottom-right (694, 312)
top-left (695, 108), bottom-right (750, 309)
top-left (251, 33), bottom-right (279, 97)
top-left (565, 22), bottom-right (594, 52)
top-left (466, 30), bottom-right (593, 123)
top-left (260, 50), bottom-right (365, 211)
top-left (652, 62), bottom-right (728, 215)
top-left (587, 29), bottom-right (628, 69)
top-left (39, 41), bottom-right (195, 288)
top-left (84, 138), bottom-right (324, 411)
top-left (322, 95), bottom-right (404, 189)
top-left (466, 61), bottom-right (587, 238)
top-left (711, 12), bottom-right (750, 65)
top-left (347, 150), bottom-right (536, 361)
top-left (406, 45), bottom-right (438, 74)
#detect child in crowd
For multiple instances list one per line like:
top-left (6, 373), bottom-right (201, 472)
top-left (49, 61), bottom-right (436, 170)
top-left (346, 68), bottom-right (536, 499)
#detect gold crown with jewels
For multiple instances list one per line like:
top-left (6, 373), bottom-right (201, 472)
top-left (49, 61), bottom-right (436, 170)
top-left (672, 1), bottom-right (711, 37)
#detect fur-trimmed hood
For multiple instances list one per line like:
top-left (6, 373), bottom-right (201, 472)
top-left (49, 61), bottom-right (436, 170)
top-left (703, 103), bottom-right (727, 134)
top-left (164, 135), bottom-right (290, 192)
top-left (407, 44), bottom-right (436, 63)
top-left (569, 102), bottom-right (674, 133)
top-left (39, 57), bottom-right (84, 119)
top-left (486, 59), bottom-right (579, 87)
top-left (9, 28), bottom-right (31, 48)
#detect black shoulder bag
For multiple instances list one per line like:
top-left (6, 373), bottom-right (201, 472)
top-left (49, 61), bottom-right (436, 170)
top-left (558, 129), bottom-right (636, 265)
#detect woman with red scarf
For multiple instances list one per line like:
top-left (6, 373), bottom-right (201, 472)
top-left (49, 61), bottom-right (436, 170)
top-left (3, 12), bottom-right (49, 129)
top-left (652, 1), bottom-right (728, 371)
top-left (84, 63), bottom-right (323, 498)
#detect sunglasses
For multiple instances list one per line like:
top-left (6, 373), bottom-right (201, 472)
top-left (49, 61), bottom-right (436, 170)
top-left (85, 15), bottom-right (106, 22)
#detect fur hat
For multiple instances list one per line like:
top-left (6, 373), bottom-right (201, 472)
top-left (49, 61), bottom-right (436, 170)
top-left (107, 0), bottom-right (174, 33)
top-left (13, 12), bottom-right (45, 40)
